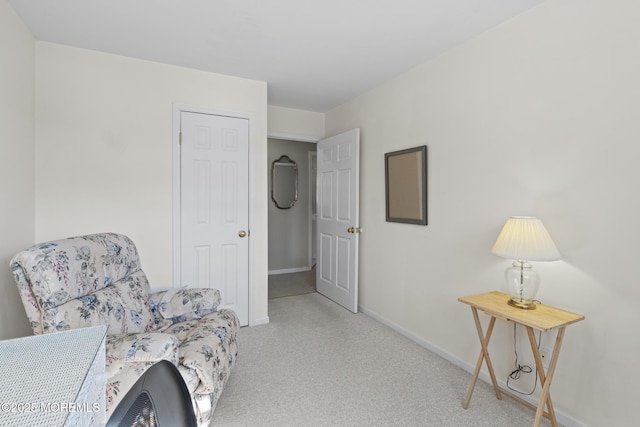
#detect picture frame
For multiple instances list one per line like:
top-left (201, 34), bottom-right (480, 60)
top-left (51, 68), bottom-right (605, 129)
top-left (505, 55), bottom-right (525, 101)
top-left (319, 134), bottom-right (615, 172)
top-left (385, 145), bottom-right (428, 225)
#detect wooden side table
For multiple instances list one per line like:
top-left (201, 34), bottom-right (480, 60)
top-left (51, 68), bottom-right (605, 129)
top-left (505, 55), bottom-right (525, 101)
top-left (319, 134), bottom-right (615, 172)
top-left (458, 291), bottom-right (584, 427)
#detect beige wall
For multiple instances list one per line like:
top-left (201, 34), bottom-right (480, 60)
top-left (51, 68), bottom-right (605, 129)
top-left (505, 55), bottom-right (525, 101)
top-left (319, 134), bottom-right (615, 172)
top-left (326, 1), bottom-right (639, 425)
top-left (35, 42), bottom-right (269, 325)
top-left (268, 105), bottom-right (325, 140)
top-left (0, 0), bottom-right (36, 339)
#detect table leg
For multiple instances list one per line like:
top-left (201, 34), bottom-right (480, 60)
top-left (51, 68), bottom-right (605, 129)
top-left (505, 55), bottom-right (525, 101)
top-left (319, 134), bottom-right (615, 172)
top-left (463, 308), bottom-right (501, 409)
top-left (527, 326), bottom-right (565, 427)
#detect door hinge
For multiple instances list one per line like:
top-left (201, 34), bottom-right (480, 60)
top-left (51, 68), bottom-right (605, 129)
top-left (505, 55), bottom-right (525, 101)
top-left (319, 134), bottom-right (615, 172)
top-left (179, 132), bottom-right (182, 145)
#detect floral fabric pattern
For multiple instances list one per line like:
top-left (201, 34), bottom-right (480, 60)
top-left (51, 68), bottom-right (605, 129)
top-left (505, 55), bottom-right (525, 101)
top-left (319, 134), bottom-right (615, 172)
top-left (105, 333), bottom-right (180, 372)
top-left (10, 233), bottom-right (239, 427)
top-left (10, 233), bottom-right (147, 335)
top-left (155, 287), bottom-right (221, 322)
top-left (47, 270), bottom-right (155, 335)
top-left (105, 362), bottom-right (158, 415)
top-left (167, 309), bottom-right (239, 396)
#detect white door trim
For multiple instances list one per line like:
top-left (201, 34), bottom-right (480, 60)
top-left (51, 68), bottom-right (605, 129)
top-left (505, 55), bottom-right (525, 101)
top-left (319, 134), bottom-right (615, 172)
top-left (267, 131), bottom-right (321, 143)
top-left (172, 103), bottom-right (257, 325)
top-left (308, 150), bottom-right (317, 269)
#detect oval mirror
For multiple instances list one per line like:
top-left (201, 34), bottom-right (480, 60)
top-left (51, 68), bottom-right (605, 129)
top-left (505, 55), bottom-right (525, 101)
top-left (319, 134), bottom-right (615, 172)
top-left (271, 155), bottom-right (298, 209)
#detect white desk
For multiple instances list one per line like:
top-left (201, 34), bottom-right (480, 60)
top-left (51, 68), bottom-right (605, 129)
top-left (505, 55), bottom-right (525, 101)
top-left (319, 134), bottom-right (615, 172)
top-left (0, 326), bottom-right (107, 427)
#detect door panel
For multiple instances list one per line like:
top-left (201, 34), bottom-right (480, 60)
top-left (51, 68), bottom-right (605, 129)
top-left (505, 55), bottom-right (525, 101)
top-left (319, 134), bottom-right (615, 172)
top-left (337, 169), bottom-right (351, 220)
top-left (320, 232), bottom-right (333, 282)
top-left (316, 129), bottom-right (360, 313)
top-left (336, 236), bottom-right (351, 291)
top-left (180, 111), bottom-right (249, 325)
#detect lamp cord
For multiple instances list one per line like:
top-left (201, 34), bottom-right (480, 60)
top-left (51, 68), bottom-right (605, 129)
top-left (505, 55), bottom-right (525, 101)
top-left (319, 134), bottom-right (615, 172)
top-left (506, 323), bottom-right (541, 396)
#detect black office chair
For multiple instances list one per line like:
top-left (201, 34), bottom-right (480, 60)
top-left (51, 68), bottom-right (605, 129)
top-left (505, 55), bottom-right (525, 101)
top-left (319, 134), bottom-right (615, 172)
top-left (106, 360), bottom-right (197, 427)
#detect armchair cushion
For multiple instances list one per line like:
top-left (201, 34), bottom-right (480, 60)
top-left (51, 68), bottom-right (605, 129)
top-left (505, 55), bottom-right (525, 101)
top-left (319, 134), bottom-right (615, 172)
top-left (17, 234), bottom-right (141, 304)
top-left (164, 309), bottom-right (239, 397)
top-left (11, 233), bottom-right (153, 335)
top-left (105, 333), bottom-right (180, 368)
top-left (155, 288), bottom-right (222, 322)
top-left (51, 270), bottom-right (155, 335)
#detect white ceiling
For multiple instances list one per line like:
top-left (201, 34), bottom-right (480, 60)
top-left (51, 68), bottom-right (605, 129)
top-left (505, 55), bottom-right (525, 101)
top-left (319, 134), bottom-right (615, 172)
top-left (9, 0), bottom-right (542, 112)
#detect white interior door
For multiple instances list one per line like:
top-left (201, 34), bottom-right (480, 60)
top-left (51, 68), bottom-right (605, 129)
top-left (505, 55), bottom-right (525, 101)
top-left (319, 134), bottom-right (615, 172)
top-left (180, 111), bottom-right (249, 325)
top-left (316, 129), bottom-right (360, 313)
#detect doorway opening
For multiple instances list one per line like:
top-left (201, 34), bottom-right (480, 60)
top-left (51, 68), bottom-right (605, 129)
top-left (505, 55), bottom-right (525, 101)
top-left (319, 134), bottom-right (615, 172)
top-left (267, 137), bottom-right (317, 299)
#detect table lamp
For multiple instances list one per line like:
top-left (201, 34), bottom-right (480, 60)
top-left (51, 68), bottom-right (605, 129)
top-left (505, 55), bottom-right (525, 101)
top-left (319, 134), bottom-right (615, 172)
top-left (491, 216), bottom-right (561, 309)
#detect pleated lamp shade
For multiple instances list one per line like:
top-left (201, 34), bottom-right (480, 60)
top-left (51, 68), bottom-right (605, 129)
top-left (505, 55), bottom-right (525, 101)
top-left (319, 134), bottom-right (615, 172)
top-left (491, 216), bottom-right (560, 262)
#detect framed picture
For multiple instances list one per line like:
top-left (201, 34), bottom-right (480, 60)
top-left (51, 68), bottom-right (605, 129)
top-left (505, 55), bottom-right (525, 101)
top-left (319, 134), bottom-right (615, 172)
top-left (385, 145), bottom-right (428, 225)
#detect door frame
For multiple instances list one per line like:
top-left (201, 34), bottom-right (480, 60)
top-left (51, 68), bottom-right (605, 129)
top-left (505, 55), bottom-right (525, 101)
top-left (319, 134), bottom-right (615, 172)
top-left (308, 150), bottom-right (317, 269)
top-left (172, 103), bottom-right (257, 324)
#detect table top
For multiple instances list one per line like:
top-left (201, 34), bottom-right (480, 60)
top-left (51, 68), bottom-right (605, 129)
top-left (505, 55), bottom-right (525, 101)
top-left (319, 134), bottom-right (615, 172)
top-left (0, 326), bottom-right (107, 427)
top-left (458, 291), bottom-right (584, 331)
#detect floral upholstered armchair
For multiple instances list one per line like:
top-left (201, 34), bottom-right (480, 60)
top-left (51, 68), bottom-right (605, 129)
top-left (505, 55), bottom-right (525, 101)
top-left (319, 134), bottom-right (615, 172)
top-left (10, 233), bottom-right (239, 427)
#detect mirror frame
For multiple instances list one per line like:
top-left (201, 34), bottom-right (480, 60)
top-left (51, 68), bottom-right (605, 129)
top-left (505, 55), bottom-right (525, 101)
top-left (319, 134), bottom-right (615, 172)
top-left (271, 155), bottom-right (298, 209)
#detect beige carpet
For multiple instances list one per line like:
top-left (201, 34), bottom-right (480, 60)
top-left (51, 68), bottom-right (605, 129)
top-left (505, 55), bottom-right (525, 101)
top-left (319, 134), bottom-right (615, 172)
top-left (212, 293), bottom-right (549, 426)
top-left (268, 267), bottom-right (316, 299)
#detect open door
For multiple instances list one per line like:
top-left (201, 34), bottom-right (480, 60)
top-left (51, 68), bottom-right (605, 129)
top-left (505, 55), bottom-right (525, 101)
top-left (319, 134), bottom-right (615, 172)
top-left (316, 129), bottom-right (360, 313)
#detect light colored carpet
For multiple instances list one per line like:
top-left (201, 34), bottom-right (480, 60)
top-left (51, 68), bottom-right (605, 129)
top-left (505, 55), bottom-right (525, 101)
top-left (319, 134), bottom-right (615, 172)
top-left (211, 293), bottom-right (551, 426)
top-left (268, 268), bottom-right (316, 299)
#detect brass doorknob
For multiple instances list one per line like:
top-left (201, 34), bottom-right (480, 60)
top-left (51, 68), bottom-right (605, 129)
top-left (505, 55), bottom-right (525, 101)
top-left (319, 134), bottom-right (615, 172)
top-left (238, 230), bottom-right (247, 238)
top-left (347, 227), bottom-right (363, 234)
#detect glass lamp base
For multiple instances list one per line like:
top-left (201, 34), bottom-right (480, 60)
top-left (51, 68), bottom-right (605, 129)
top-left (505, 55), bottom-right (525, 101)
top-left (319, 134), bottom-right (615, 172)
top-left (508, 297), bottom-right (536, 310)
top-left (505, 261), bottom-right (540, 310)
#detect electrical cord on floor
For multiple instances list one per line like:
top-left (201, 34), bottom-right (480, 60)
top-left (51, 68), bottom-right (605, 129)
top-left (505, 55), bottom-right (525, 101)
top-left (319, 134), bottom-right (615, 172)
top-left (506, 323), bottom-right (542, 396)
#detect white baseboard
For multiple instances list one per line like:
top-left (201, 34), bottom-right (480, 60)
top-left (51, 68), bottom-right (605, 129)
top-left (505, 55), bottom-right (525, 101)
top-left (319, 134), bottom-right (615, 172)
top-left (358, 304), bottom-right (588, 427)
top-left (268, 267), bottom-right (311, 275)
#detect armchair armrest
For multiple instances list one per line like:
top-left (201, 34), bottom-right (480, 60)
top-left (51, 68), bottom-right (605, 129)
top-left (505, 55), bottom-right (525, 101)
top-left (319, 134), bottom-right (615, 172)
top-left (152, 287), bottom-right (221, 322)
top-left (105, 332), bottom-right (180, 377)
